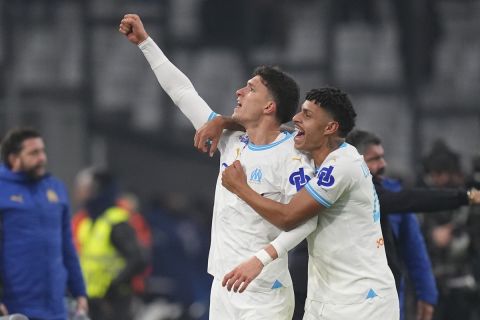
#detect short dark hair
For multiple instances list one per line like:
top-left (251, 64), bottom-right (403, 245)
top-left (305, 87), bottom-right (357, 137)
top-left (253, 66), bottom-right (299, 124)
top-left (346, 130), bottom-right (381, 155)
top-left (1, 127), bottom-right (42, 168)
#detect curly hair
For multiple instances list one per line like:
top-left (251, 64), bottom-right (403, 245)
top-left (305, 87), bottom-right (357, 137)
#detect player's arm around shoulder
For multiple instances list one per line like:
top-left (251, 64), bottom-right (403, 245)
top-left (194, 114), bottom-right (245, 156)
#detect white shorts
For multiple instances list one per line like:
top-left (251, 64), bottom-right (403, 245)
top-left (303, 293), bottom-right (399, 320)
top-left (209, 277), bottom-right (294, 320)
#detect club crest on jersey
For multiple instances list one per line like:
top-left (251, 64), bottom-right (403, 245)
top-left (249, 168), bottom-right (263, 183)
top-left (47, 189), bottom-right (59, 203)
top-left (317, 166), bottom-right (335, 187)
top-left (289, 168), bottom-right (311, 191)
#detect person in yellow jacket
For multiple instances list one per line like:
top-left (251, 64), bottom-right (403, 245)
top-left (72, 168), bottom-right (148, 320)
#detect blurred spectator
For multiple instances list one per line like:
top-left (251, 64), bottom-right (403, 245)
top-left (72, 168), bottom-right (148, 320)
top-left (420, 140), bottom-right (478, 320)
top-left (0, 127), bottom-right (87, 319)
top-left (116, 192), bottom-right (153, 298)
top-left (144, 193), bottom-right (210, 320)
top-left (467, 155), bottom-right (480, 190)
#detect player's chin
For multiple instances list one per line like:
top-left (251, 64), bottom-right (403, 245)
top-left (293, 139), bottom-right (305, 151)
top-left (232, 110), bottom-right (242, 122)
top-left (26, 167), bottom-right (46, 180)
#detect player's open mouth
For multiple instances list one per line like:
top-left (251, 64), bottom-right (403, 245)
top-left (294, 130), bottom-right (305, 142)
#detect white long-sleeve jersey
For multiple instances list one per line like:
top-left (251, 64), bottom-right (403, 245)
top-left (139, 37), bottom-right (317, 291)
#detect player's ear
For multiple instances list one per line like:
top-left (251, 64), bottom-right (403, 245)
top-left (264, 100), bottom-right (276, 116)
top-left (325, 120), bottom-right (339, 135)
top-left (8, 153), bottom-right (21, 171)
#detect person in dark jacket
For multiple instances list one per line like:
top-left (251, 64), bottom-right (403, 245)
top-left (72, 168), bottom-right (148, 320)
top-left (0, 127), bottom-right (88, 320)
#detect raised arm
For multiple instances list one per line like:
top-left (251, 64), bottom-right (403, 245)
top-left (120, 14), bottom-right (214, 130)
top-left (222, 160), bottom-right (322, 231)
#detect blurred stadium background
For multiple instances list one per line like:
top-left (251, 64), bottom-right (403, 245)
top-left (2, 0), bottom-right (480, 319)
top-left (1, 0), bottom-right (479, 198)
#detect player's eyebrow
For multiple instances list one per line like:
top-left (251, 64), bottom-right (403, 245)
top-left (301, 107), bottom-right (313, 116)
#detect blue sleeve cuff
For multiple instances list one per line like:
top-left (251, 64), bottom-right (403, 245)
top-left (208, 112), bottom-right (219, 121)
top-left (305, 182), bottom-right (332, 208)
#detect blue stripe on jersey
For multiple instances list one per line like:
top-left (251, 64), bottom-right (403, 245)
top-left (305, 183), bottom-right (332, 208)
top-left (339, 142), bottom-right (348, 148)
top-left (247, 132), bottom-right (293, 151)
top-left (208, 112), bottom-right (218, 121)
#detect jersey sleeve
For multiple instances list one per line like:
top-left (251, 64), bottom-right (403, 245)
top-left (139, 37), bottom-right (215, 130)
top-left (270, 215), bottom-right (317, 258)
top-left (304, 158), bottom-right (353, 208)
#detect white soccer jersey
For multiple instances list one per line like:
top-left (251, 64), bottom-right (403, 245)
top-left (304, 142), bottom-right (396, 304)
top-left (209, 129), bottom-right (316, 291)
top-left (139, 37), bottom-right (317, 292)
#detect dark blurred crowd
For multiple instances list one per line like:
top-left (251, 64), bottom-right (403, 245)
top-left (417, 141), bottom-right (480, 320)
top-left (70, 168), bottom-right (212, 320)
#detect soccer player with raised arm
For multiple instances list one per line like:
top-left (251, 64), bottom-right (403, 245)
top-left (221, 88), bottom-right (399, 319)
top-left (119, 14), bottom-right (317, 319)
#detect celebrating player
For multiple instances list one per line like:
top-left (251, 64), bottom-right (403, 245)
top-left (120, 14), bottom-right (317, 319)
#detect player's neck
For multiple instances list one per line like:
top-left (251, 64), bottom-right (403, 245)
top-left (245, 123), bottom-right (281, 146)
top-left (311, 136), bottom-right (345, 167)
